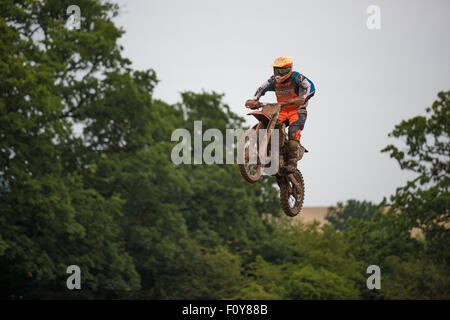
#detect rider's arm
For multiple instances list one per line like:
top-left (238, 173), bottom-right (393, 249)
top-left (293, 72), bottom-right (312, 102)
top-left (252, 76), bottom-right (276, 100)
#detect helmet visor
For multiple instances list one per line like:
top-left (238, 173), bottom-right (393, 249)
top-left (274, 66), bottom-right (291, 77)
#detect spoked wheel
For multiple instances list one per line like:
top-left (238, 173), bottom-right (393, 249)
top-left (238, 124), bottom-right (262, 183)
top-left (277, 170), bottom-right (305, 217)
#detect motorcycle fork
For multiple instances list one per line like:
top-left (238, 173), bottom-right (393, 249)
top-left (258, 113), bottom-right (278, 164)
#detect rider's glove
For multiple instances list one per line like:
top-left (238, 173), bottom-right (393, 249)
top-left (245, 99), bottom-right (260, 109)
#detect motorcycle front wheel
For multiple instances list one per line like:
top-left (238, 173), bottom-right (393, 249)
top-left (238, 123), bottom-right (262, 184)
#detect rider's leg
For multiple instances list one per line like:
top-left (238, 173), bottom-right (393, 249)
top-left (294, 107), bottom-right (308, 156)
top-left (285, 108), bottom-right (307, 172)
top-left (278, 108), bottom-right (288, 124)
top-left (297, 107), bottom-right (307, 133)
top-left (284, 111), bottom-right (300, 172)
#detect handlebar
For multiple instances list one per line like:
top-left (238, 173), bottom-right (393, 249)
top-left (248, 101), bottom-right (290, 110)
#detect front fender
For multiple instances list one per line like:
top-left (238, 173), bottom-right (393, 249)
top-left (248, 111), bottom-right (270, 127)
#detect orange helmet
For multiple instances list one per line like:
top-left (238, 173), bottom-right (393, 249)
top-left (272, 56), bottom-right (293, 83)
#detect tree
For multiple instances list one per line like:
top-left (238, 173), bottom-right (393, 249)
top-left (325, 199), bottom-right (380, 231)
top-left (0, 1), bottom-right (282, 299)
top-left (339, 91), bottom-right (450, 299)
top-left (381, 91), bottom-right (450, 265)
top-left (284, 265), bottom-right (360, 300)
top-left (0, 0), bottom-right (145, 298)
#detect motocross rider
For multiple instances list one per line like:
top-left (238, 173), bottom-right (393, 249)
top-left (245, 56), bottom-right (316, 172)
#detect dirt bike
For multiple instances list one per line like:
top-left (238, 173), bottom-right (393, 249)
top-left (238, 101), bottom-right (308, 217)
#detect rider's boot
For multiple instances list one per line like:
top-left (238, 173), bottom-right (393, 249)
top-left (285, 139), bottom-right (300, 173)
top-left (298, 141), bottom-right (306, 161)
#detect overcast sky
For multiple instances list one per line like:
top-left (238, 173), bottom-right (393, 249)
top-left (113, 0), bottom-right (449, 206)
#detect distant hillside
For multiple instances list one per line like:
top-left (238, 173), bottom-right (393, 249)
top-left (292, 206), bottom-right (329, 226)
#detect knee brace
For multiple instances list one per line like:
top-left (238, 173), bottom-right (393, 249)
top-left (288, 124), bottom-right (301, 140)
top-left (297, 110), bottom-right (307, 131)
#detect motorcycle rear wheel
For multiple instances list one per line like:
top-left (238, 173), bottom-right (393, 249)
top-left (277, 170), bottom-right (305, 217)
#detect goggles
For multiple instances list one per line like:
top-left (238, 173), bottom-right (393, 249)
top-left (274, 67), bottom-right (291, 76)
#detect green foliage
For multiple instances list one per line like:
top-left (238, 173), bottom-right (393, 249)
top-left (336, 92), bottom-right (450, 299)
top-left (235, 222), bottom-right (364, 300)
top-left (326, 199), bottom-right (379, 230)
top-left (381, 255), bottom-right (450, 300)
top-left (232, 282), bottom-right (282, 300)
top-left (285, 265), bottom-right (360, 300)
top-left (381, 91), bottom-right (449, 263)
top-left (381, 91), bottom-right (449, 186)
top-left (151, 241), bottom-right (244, 299)
top-left (0, 0), bottom-right (159, 298)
